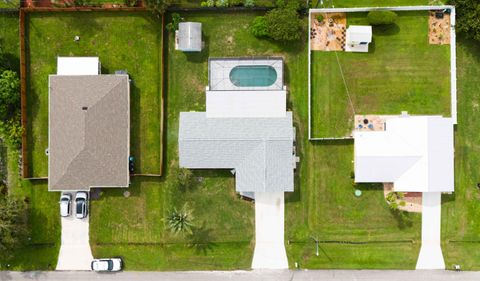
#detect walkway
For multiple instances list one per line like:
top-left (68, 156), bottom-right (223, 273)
top-left (416, 192), bottom-right (445, 269)
top-left (3, 270), bottom-right (480, 281)
top-left (251, 192), bottom-right (289, 269)
top-left (56, 215), bottom-right (93, 270)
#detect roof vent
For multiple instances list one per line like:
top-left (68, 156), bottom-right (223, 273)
top-left (82, 106), bottom-right (88, 110)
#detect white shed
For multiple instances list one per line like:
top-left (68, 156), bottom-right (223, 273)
top-left (176, 22), bottom-right (202, 52)
top-left (345, 25), bottom-right (372, 53)
top-left (56, 57), bottom-right (100, 75)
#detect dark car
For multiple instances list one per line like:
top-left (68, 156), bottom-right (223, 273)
top-left (129, 156), bottom-right (135, 173)
top-left (75, 191), bottom-right (88, 219)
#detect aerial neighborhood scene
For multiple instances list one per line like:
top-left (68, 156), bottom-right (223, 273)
top-left (0, 0), bottom-right (479, 279)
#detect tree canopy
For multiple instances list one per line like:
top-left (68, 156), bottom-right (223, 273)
top-left (449, 0), bottom-right (480, 41)
top-left (0, 70), bottom-right (20, 121)
top-left (367, 10), bottom-right (398, 25)
top-left (0, 195), bottom-right (28, 260)
top-left (256, 8), bottom-right (302, 41)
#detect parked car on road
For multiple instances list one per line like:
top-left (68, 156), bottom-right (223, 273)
top-left (75, 191), bottom-right (88, 219)
top-left (59, 193), bottom-right (71, 217)
top-left (91, 258), bottom-right (123, 272)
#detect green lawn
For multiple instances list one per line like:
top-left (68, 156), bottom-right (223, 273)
top-left (26, 12), bottom-right (163, 177)
top-left (441, 37), bottom-right (480, 271)
top-left (0, 12), bottom-right (19, 71)
top-left (311, 11), bottom-right (451, 138)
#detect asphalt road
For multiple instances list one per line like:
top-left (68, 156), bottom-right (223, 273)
top-left (1, 270), bottom-right (480, 281)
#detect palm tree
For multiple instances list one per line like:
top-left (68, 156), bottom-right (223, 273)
top-left (165, 204), bottom-right (194, 235)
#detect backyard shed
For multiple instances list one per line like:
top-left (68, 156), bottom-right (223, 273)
top-left (176, 22), bottom-right (202, 52)
top-left (345, 25), bottom-right (372, 52)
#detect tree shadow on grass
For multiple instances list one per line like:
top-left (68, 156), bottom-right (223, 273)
top-left (187, 222), bottom-right (217, 255)
top-left (390, 209), bottom-right (413, 230)
top-left (373, 24), bottom-right (400, 37)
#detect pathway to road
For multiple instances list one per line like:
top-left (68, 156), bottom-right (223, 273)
top-left (2, 270), bottom-right (480, 281)
top-left (56, 215), bottom-right (93, 270)
top-left (416, 192), bottom-right (445, 270)
top-left (251, 192), bottom-right (289, 269)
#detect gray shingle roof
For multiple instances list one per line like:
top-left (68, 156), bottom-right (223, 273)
top-left (48, 75), bottom-right (130, 191)
top-left (178, 112), bottom-right (295, 192)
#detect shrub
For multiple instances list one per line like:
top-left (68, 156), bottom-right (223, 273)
top-left (165, 204), bottom-right (194, 236)
top-left (206, 0), bottom-right (215, 6)
top-left (244, 0), bottom-right (254, 7)
top-left (229, 0), bottom-right (243, 6)
top-left (216, 0), bottom-right (229, 7)
top-left (264, 8), bottom-right (303, 41)
top-left (367, 10), bottom-right (398, 25)
top-left (166, 13), bottom-right (182, 32)
top-left (0, 70), bottom-right (20, 121)
top-left (250, 16), bottom-right (269, 38)
top-left (0, 118), bottom-right (23, 148)
top-left (316, 14), bottom-right (324, 23)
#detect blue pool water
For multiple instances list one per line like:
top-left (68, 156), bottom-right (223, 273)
top-left (229, 65), bottom-right (277, 87)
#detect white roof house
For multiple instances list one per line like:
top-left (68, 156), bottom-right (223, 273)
top-left (57, 57), bottom-right (100, 75)
top-left (345, 25), bottom-right (372, 53)
top-left (176, 22), bottom-right (202, 52)
top-left (354, 116), bottom-right (454, 192)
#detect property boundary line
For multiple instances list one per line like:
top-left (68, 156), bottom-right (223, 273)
top-left (308, 5), bottom-right (457, 140)
top-left (20, 8), bottom-right (164, 179)
top-left (19, 8), bottom-right (27, 178)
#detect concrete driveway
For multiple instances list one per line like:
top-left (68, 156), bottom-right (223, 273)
top-left (56, 213), bottom-right (93, 271)
top-left (416, 192), bottom-right (445, 269)
top-left (251, 192), bottom-right (288, 269)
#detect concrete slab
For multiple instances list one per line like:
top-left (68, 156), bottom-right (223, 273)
top-left (416, 192), bottom-right (445, 269)
top-left (251, 192), bottom-right (288, 269)
top-left (56, 215), bottom-right (93, 271)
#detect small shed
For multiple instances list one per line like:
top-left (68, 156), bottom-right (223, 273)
top-left (176, 22), bottom-right (202, 52)
top-left (345, 25), bottom-right (372, 53)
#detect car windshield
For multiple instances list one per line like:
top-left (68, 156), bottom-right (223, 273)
top-left (76, 200), bottom-right (84, 213)
top-left (61, 198), bottom-right (69, 202)
top-left (107, 260), bottom-right (113, 270)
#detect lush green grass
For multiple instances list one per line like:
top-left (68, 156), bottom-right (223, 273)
top-left (441, 37), bottom-right (480, 270)
top-left (311, 11), bottom-right (451, 137)
top-left (26, 12), bottom-right (163, 177)
top-left (0, 0), bottom-right (20, 8)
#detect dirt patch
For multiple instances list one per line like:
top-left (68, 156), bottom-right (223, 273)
top-left (310, 12), bottom-right (346, 51)
top-left (429, 10), bottom-right (450, 45)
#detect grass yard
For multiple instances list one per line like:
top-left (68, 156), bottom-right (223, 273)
top-left (25, 11), bottom-right (163, 177)
top-left (311, 11), bottom-right (451, 138)
top-left (441, 37), bottom-right (480, 270)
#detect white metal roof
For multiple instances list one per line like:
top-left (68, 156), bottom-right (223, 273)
top-left (354, 116), bottom-right (454, 192)
top-left (57, 57), bottom-right (100, 75)
top-left (177, 22), bottom-right (202, 52)
top-left (206, 90), bottom-right (287, 118)
top-left (346, 25), bottom-right (372, 43)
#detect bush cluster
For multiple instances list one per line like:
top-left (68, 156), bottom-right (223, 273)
top-left (367, 10), bottom-right (398, 25)
top-left (250, 7), bottom-right (303, 41)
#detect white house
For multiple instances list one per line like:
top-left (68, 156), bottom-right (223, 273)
top-left (354, 114), bottom-right (454, 270)
top-left (345, 25), bottom-right (372, 53)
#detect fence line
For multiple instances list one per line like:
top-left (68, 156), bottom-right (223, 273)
top-left (308, 5), bottom-right (457, 140)
top-left (19, 9), bottom-right (28, 178)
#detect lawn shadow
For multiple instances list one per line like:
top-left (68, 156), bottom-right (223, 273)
top-left (390, 209), bottom-right (413, 230)
top-left (184, 33), bottom-right (210, 64)
top-left (373, 24), bottom-right (400, 37)
top-left (187, 222), bottom-right (217, 255)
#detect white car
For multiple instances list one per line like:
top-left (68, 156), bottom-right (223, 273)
top-left (59, 193), bottom-right (71, 217)
top-left (91, 258), bottom-right (123, 272)
top-left (75, 191), bottom-right (88, 219)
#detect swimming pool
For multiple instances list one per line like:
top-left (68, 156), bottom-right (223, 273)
top-left (229, 65), bottom-right (277, 87)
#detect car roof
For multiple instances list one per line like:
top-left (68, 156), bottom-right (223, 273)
top-left (92, 260), bottom-right (110, 271)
